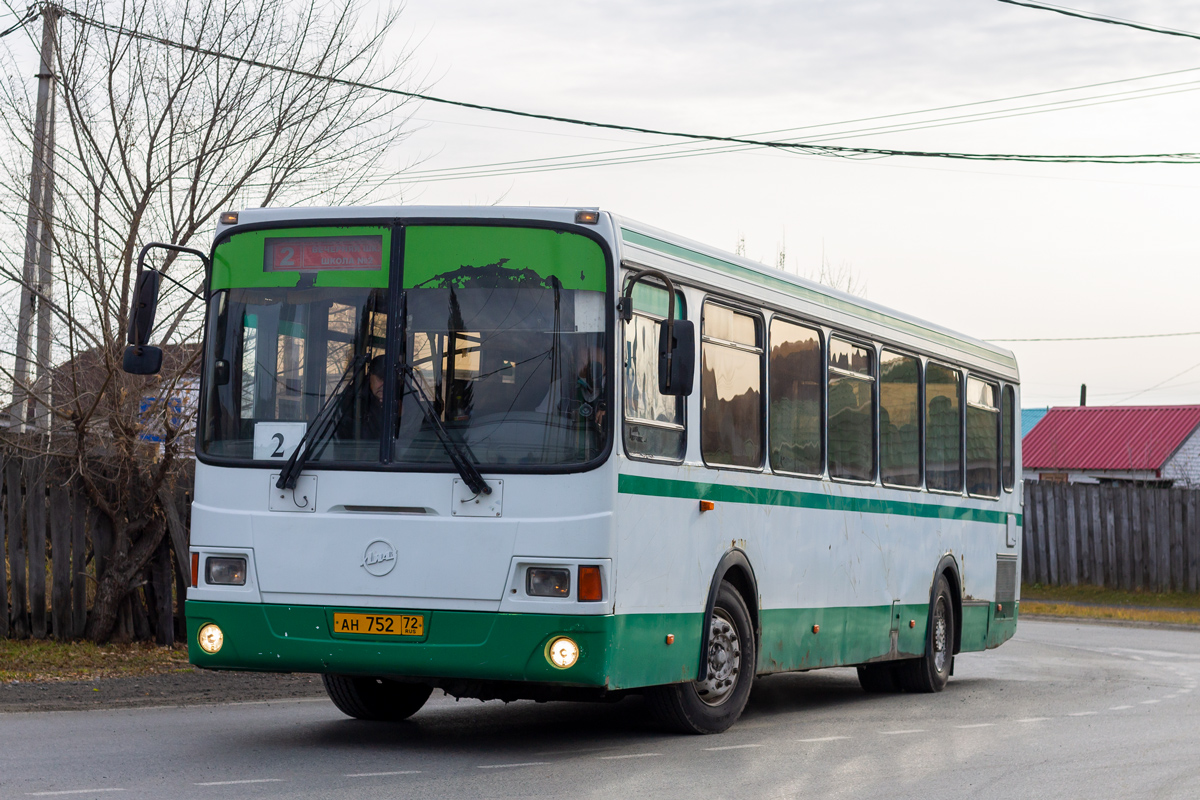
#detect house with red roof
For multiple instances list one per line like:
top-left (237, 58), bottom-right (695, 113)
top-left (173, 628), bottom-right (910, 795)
top-left (1023, 405), bottom-right (1200, 487)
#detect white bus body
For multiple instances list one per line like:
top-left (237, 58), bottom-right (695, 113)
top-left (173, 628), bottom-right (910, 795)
top-left (182, 206), bottom-right (1020, 731)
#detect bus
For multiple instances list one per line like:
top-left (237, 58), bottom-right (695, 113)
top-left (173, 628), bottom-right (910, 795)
top-left (124, 206), bottom-right (1022, 734)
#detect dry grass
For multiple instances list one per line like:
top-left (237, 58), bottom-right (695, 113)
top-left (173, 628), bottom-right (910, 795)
top-left (0, 639), bottom-right (192, 683)
top-left (1021, 583), bottom-right (1200, 609)
top-left (1020, 601), bottom-right (1200, 626)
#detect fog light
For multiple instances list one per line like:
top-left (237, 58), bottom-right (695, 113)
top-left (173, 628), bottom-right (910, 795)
top-left (547, 637), bottom-right (579, 669)
top-left (198, 623), bottom-right (224, 654)
top-left (527, 567), bottom-right (570, 597)
top-left (206, 557), bottom-right (246, 586)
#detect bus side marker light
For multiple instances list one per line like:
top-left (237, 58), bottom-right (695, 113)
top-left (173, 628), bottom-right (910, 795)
top-left (997, 603), bottom-right (1004, 613)
top-left (578, 566), bottom-right (603, 602)
top-left (548, 637), bottom-right (579, 669)
top-left (666, 634), bottom-right (675, 645)
top-left (198, 623), bottom-right (224, 654)
top-left (699, 500), bottom-right (715, 512)
top-left (219, 211), bottom-right (239, 225)
top-left (910, 620), bottom-right (915, 628)
top-left (812, 625), bottom-right (819, 634)
top-left (574, 210), bottom-right (600, 224)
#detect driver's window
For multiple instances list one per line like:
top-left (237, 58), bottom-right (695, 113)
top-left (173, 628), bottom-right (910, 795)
top-left (623, 282), bottom-right (686, 461)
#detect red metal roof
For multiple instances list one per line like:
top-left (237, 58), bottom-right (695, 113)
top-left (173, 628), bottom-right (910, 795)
top-left (1023, 405), bottom-right (1200, 472)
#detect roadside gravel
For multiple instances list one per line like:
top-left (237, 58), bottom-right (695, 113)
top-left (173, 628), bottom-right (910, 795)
top-left (0, 668), bottom-right (327, 713)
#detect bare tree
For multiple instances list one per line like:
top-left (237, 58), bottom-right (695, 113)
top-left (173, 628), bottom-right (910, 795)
top-left (0, 0), bottom-right (420, 641)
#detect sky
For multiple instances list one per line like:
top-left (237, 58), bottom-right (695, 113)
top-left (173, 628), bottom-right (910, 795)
top-left (375, 0), bottom-right (1200, 410)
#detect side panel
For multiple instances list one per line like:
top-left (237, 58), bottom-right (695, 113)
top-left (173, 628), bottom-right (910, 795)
top-left (613, 468), bottom-right (1022, 675)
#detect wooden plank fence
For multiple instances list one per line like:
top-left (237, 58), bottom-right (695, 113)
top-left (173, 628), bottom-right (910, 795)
top-left (0, 453), bottom-right (191, 643)
top-left (1023, 481), bottom-right (1200, 591)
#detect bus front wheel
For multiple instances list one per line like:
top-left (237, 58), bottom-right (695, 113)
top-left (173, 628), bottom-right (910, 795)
top-left (898, 573), bottom-right (954, 693)
top-left (646, 581), bottom-right (756, 734)
top-left (322, 674), bottom-right (433, 721)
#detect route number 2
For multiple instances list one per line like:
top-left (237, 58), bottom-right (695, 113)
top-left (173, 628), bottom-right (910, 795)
top-left (253, 422), bottom-right (308, 461)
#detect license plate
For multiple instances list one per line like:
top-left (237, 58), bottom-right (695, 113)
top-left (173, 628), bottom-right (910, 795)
top-left (332, 612), bottom-right (424, 637)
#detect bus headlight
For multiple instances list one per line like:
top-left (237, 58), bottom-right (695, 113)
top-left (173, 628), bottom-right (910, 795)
top-left (205, 557), bottom-right (246, 585)
top-left (527, 567), bottom-right (570, 597)
top-left (547, 637), bottom-right (579, 669)
top-left (198, 623), bottom-right (224, 654)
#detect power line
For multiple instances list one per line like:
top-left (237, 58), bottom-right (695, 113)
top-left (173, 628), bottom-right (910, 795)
top-left (987, 331), bottom-right (1200, 343)
top-left (1115, 358), bottom-right (1200, 403)
top-left (394, 78), bottom-right (1200, 185)
top-left (52, 6), bottom-right (1200, 167)
top-left (995, 0), bottom-right (1200, 42)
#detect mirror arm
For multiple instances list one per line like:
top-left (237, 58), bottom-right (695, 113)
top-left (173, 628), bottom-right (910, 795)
top-left (620, 267), bottom-right (679, 389)
top-left (135, 242), bottom-right (211, 304)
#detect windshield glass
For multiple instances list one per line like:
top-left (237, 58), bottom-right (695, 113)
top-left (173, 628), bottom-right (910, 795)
top-left (199, 223), bottom-right (610, 470)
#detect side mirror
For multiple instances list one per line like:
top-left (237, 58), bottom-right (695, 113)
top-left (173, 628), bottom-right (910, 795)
top-left (658, 319), bottom-right (694, 396)
top-left (123, 344), bottom-right (163, 375)
top-left (214, 359), bottom-right (230, 386)
top-left (127, 270), bottom-right (161, 346)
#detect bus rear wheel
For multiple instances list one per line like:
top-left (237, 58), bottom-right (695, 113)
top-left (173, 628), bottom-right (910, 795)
top-left (322, 674), bottom-right (433, 721)
top-left (898, 573), bottom-right (954, 693)
top-left (646, 582), bottom-right (756, 734)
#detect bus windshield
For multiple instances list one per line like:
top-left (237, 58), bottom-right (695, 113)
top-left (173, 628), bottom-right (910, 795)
top-left (199, 223), bottom-right (610, 470)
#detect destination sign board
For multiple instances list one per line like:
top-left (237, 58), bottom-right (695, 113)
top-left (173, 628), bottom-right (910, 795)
top-left (263, 235), bottom-right (383, 271)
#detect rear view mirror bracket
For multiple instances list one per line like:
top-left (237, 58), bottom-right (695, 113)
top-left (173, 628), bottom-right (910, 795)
top-left (122, 242), bottom-right (210, 376)
top-left (619, 268), bottom-right (694, 396)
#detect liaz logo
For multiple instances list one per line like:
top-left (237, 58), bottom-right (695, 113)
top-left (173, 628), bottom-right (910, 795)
top-left (361, 540), bottom-right (397, 576)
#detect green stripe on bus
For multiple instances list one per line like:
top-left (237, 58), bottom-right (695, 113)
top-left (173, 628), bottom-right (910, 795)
top-left (620, 228), bottom-right (1016, 371)
top-left (618, 473), bottom-right (1021, 526)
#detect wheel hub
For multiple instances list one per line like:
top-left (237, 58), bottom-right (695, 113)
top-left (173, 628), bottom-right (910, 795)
top-left (933, 597), bottom-right (948, 673)
top-left (693, 609), bottom-right (741, 707)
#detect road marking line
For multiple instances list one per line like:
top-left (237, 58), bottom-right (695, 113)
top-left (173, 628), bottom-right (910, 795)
top-left (880, 729), bottom-right (925, 735)
top-left (1180, 689), bottom-right (1194, 693)
top-left (477, 762), bottom-right (548, 769)
top-left (1140, 699), bottom-right (1160, 705)
top-left (1067, 712), bottom-right (1097, 717)
top-left (344, 771), bottom-right (421, 777)
top-left (795, 736), bottom-right (850, 742)
top-left (27, 791), bottom-right (124, 797)
top-left (194, 780), bottom-right (283, 786)
top-left (1017, 717), bottom-right (1050, 723)
top-left (598, 753), bottom-right (662, 760)
top-left (703, 744), bottom-right (763, 751)
top-left (1109, 705), bottom-right (1134, 710)
top-left (955, 723), bottom-right (995, 729)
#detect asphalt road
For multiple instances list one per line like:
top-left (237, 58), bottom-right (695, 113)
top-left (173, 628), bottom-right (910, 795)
top-left (3, 619), bottom-right (1199, 800)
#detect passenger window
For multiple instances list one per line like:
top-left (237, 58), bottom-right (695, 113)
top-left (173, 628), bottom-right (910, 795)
top-left (769, 319), bottom-right (822, 476)
top-left (880, 351), bottom-right (920, 487)
top-left (925, 362), bottom-right (962, 492)
top-left (623, 283), bottom-right (686, 461)
top-left (1002, 385), bottom-right (1016, 491)
top-left (701, 303), bottom-right (763, 468)
top-left (966, 377), bottom-right (1000, 497)
top-left (828, 338), bottom-right (874, 481)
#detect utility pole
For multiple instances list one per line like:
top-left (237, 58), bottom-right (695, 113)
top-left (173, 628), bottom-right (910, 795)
top-left (12, 4), bottom-right (58, 434)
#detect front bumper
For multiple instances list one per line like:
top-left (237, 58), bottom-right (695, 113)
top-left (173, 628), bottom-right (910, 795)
top-left (186, 600), bottom-right (700, 690)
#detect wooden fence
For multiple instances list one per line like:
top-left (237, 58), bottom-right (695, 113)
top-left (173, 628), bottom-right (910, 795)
top-left (1023, 481), bottom-right (1200, 592)
top-left (0, 454), bottom-right (191, 643)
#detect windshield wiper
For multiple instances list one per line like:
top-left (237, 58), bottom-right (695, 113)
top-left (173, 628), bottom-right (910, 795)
top-left (276, 354), bottom-right (367, 490)
top-left (399, 363), bottom-right (492, 497)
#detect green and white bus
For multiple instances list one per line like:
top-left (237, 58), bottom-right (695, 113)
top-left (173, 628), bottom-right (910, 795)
top-left (125, 206), bottom-right (1021, 734)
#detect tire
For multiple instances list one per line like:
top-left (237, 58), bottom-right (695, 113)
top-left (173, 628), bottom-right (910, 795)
top-left (322, 674), bottom-right (433, 721)
top-left (856, 663), bottom-right (901, 693)
top-left (646, 581), bottom-right (756, 734)
top-left (898, 573), bottom-right (954, 693)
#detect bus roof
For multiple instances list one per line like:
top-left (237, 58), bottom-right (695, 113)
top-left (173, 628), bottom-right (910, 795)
top-left (215, 205), bottom-right (1018, 381)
